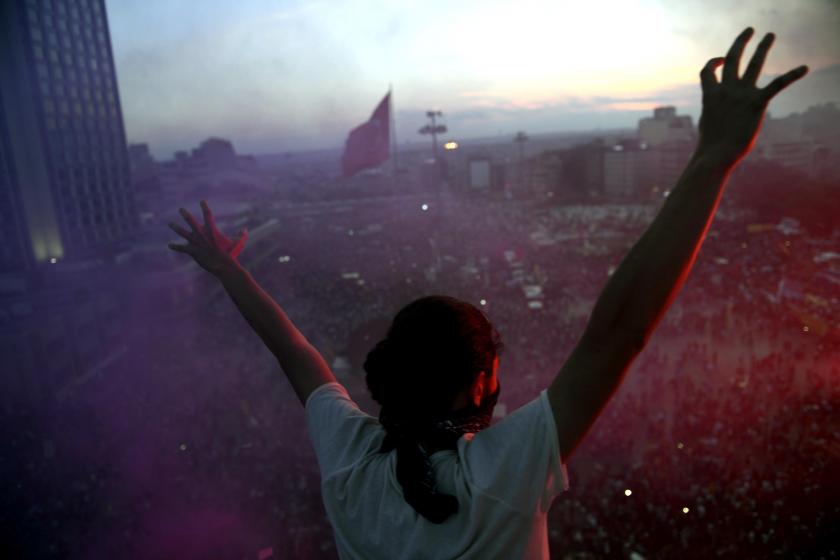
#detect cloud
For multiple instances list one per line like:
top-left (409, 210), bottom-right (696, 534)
top-left (108, 0), bottom-right (840, 156)
top-left (665, 0), bottom-right (840, 71)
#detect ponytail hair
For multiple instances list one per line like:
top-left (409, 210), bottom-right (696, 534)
top-left (364, 295), bottom-right (503, 523)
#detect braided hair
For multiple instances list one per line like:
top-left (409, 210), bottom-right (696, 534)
top-left (364, 295), bottom-right (504, 523)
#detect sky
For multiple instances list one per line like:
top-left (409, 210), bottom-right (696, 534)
top-left (106, 0), bottom-right (840, 159)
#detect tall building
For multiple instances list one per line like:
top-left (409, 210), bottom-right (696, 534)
top-left (638, 106), bottom-right (695, 148)
top-left (0, 0), bottom-right (135, 272)
top-left (603, 139), bottom-right (656, 198)
top-left (637, 107), bottom-right (696, 193)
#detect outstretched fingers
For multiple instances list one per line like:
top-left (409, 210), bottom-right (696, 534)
top-left (201, 200), bottom-right (222, 248)
top-left (168, 242), bottom-right (193, 254)
top-left (231, 229), bottom-right (248, 258)
top-left (180, 207), bottom-right (203, 238)
top-left (700, 57), bottom-right (725, 91)
top-left (723, 27), bottom-right (754, 83)
top-left (168, 222), bottom-right (193, 242)
top-left (743, 32), bottom-right (775, 85)
top-left (762, 65), bottom-right (809, 102)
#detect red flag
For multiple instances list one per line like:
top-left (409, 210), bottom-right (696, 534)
top-left (342, 92), bottom-right (390, 177)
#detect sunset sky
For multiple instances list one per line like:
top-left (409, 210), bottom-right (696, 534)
top-left (106, 0), bottom-right (840, 158)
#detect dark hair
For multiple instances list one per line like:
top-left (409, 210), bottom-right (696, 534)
top-left (364, 295), bottom-right (503, 522)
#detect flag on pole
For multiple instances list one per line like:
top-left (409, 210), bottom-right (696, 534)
top-left (342, 92), bottom-right (390, 177)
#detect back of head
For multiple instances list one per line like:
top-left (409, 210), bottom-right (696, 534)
top-left (364, 295), bottom-right (503, 523)
top-left (365, 295), bottom-right (502, 417)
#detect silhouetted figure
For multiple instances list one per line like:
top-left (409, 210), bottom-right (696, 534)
top-left (168, 29), bottom-right (807, 559)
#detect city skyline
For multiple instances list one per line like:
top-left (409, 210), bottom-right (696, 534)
top-left (107, 0), bottom-right (840, 159)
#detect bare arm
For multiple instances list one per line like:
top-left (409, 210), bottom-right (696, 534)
top-left (548, 28), bottom-right (808, 460)
top-left (169, 201), bottom-right (337, 406)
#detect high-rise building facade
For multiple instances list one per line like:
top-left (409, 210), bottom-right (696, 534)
top-left (0, 0), bottom-right (135, 271)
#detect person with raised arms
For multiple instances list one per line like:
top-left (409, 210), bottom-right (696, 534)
top-left (168, 28), bottom-right (807, 559)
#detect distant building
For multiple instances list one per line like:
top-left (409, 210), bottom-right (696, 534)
top-left (468, 158), bottom-right (492, 190)
top-left (527, 151), bottom-right (564, 198)
top-left (526, 140), bottom-right (606, 200)
top-left (561, 140), bottom-right (606, 197)
top-left (444, 145), bottom-right (509, 195)
top-left (127, 142), bottom-right (160, 198)
top-left (128, 143), bottom-right (156, 179)
top-left (603, 139), bottom-right (657, 198)
top-left (0, 0), bottom-right (136, 271)
top-left (190, 137), bottom-right (238, 169)
top-left (652, 139), bottom-right (695, 192)
top-left (638, 106), bottom-right (695, 147)
top-left (150, 138), bottom-right (268, 212)
top-left (635, 107), bottom-right (696, 194)
top-left (760, 140), bottom-right (817, 176)
top-left (751, 105), bottom-right (840, 177)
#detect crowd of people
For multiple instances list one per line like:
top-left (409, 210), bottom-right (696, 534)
top-left (2, 187), bottom-right (837, 559)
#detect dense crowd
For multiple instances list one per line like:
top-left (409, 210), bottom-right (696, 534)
top-left (2, 188), bottom-right (837, 559)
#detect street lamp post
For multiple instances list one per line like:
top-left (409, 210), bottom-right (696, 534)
top-left (419, 110), bottom-right (447, 161)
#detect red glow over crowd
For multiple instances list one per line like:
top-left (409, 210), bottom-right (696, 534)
top-left (2, 184), bottom-right (838, 558)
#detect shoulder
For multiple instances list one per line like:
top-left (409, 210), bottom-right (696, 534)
top-left (469, 391), bottom-right (555, 447)
top-left (305, 382), bottom-right (384, 475)
top-left (458, 390), bottom-right (569, 513)
top-left (305, 381), bottom-right (377, 426)
top-left (304, 381), bottom-right (350, 409)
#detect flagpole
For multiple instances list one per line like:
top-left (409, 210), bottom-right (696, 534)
top-left (389, 83), bottom-right (397, 189)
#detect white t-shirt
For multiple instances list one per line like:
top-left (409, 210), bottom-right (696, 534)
top-left (305, 382), bottom-right (569, 560)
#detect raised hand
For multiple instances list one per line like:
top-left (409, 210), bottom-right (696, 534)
top-left (168, 200), bottom-right (248, 276)
top-left (697, 27), bottom-right (808, 168)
